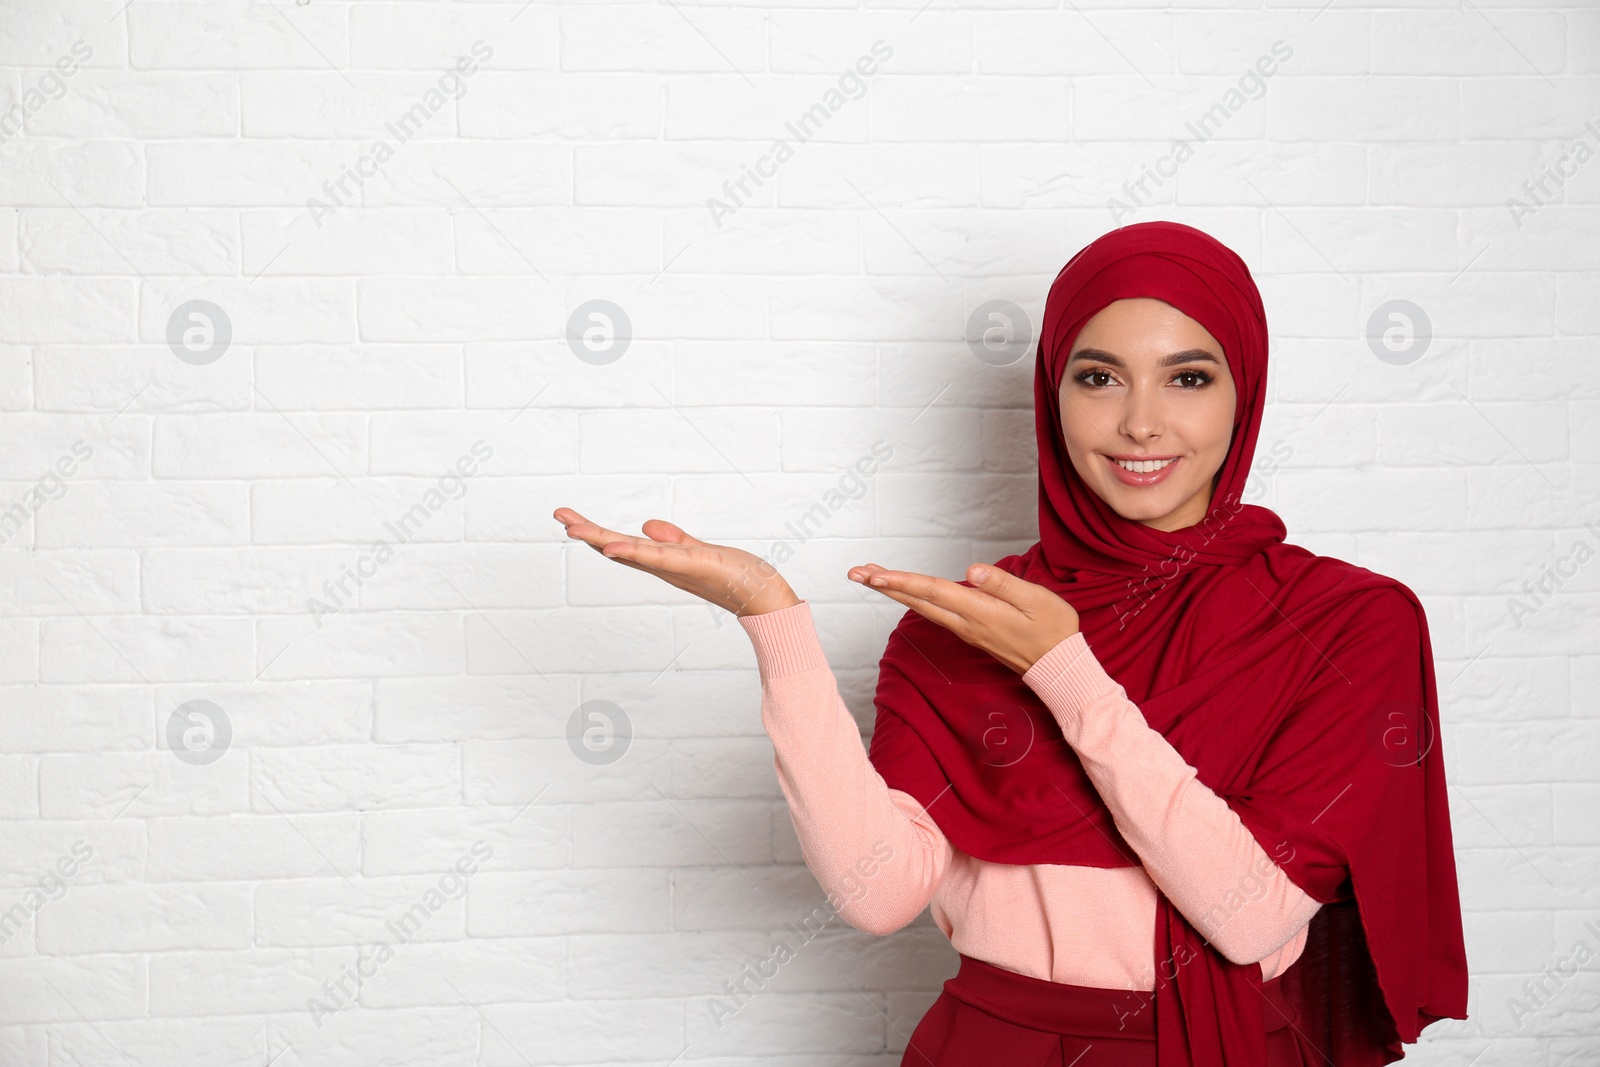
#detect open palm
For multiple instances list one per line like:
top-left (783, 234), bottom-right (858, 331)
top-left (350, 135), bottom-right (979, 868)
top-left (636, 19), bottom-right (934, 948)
top-left (554, 507), bottom-right (801, 618)
top-left (846, 563), bottom-right (1081, 675)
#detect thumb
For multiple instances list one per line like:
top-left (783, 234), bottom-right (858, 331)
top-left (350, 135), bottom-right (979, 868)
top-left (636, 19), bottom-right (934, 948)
top-left (640, 518), bottom-right (706, 547)
top-left (969, 563), bottom-right (1033, 606)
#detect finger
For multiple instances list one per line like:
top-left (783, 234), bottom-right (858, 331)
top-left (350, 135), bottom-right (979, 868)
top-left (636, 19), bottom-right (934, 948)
top-left (870, 568), bottom-right (995, 620)
top-left (867, 583), bottom-right (973, 637)
top-left (586, 538), bottom-right (730, 603)
top-left (639, 518), bottom-right (710, 548)
top-left (846, 562), bottom-right (889, 584)
top-left (601, 537), bottom-right (763, 598)
top-left (555, 509), bottom-right (653, 557)
top-left (967, 564), bottom-right (1036, 613)
top-left (553, 507), bottom-right (612, 544)
top-left (870, 566), bottom-right (1027, 632)
top-left (556, 510), bottom-right (774, 613)
top-left (594, 535), bottom-right (695, 573)
top-left (855, 569), bottom-right (973, 635)
top-left (561, 512), bottom-right (712, 565)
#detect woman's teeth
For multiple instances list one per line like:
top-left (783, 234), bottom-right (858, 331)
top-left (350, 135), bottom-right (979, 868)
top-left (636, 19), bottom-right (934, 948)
top-left (1113, 458), bottom-right (1176, 473)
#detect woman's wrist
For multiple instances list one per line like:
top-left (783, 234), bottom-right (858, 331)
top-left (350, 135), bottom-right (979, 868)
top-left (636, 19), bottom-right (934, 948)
top-left (736, 584), bottom-right (802, 618)
top-left (1022, 624), bottom-right (1082, 673)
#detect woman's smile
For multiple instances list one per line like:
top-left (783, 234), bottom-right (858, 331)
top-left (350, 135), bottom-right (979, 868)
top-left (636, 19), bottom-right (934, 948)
top-left (1103, 453), bottom-right (1181, 486)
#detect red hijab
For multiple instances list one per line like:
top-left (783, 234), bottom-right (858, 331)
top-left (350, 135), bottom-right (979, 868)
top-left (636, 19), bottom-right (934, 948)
top-left (866, 222), bottom-right (1468, 1066)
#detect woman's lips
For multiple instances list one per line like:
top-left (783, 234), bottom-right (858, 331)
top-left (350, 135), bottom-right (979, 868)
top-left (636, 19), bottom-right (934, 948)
top-left (1103, 454), bottom-right (1179, 487)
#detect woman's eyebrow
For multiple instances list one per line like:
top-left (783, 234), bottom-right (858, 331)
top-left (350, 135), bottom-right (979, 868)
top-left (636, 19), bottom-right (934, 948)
top-left (1066, 347), bottom-right (1222, 368)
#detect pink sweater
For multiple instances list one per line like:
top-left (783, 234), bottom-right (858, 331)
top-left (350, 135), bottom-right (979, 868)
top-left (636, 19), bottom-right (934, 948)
top-left (738, 600), bottom-right (1322, 992)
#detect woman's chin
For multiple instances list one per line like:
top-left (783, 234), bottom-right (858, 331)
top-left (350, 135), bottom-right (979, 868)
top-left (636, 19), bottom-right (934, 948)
top-left (1095, 483), bottom-right (1201, 530)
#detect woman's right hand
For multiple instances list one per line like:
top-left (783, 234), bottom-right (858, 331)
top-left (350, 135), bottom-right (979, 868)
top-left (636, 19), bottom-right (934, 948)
top-left (553, 507), bottom-right (802, 618)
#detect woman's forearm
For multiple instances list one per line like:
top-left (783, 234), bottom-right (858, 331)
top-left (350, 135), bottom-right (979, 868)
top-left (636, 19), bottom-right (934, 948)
top-left (1022, 632), bottom-right (1323, 969)
top-left (739, 600), bottom-right (952, 936)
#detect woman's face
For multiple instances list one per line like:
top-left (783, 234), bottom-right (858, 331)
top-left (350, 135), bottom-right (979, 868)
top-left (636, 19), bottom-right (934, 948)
top-left (1057, 297), bottom-right (1237, 532)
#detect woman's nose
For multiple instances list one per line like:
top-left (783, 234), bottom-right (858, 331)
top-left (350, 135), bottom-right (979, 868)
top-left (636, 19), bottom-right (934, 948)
top-left (1119, 385), bottom-right (1164, 440)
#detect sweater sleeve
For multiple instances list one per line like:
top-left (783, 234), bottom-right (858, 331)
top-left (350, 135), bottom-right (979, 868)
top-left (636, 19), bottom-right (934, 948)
top-left (737, 599), bottom-right (952, 937)
top-left (1021, 631), bottom-right (1324, 971)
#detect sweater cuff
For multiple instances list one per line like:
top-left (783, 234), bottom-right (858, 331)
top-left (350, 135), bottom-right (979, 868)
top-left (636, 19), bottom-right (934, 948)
top-left (737, 599), bottom-right (829, 679)
top-left (1021, 631), bottom-right (1124, 730)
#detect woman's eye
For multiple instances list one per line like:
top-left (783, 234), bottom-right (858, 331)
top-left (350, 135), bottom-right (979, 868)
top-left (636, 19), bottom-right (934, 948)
top-left (1174, 370), bottom-right (1212, 389)
top-left (1077, 369), bottom-right (1115, 388)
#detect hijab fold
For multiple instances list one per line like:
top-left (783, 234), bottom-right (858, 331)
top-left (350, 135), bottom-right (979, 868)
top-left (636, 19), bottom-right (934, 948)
top-left (866, 222), bottom-right (1468, 1066)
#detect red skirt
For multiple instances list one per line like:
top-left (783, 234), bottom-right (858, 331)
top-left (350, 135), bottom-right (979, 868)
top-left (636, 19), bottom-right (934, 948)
top-left (900, 953), bottom-right (1314, 1067)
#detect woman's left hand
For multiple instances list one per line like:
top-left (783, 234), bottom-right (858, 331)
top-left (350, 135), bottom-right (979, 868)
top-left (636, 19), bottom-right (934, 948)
top-left (848, 562), bottom-right (1081, 675)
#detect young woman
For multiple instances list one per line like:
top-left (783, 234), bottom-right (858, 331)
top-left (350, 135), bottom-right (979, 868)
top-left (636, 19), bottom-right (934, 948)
top-left (555, 221), bottom-right (1468, 1066)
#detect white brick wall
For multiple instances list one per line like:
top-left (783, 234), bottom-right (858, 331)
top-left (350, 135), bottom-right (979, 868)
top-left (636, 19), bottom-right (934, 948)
top-left (0, 1), bottom-right (1596, 1064)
